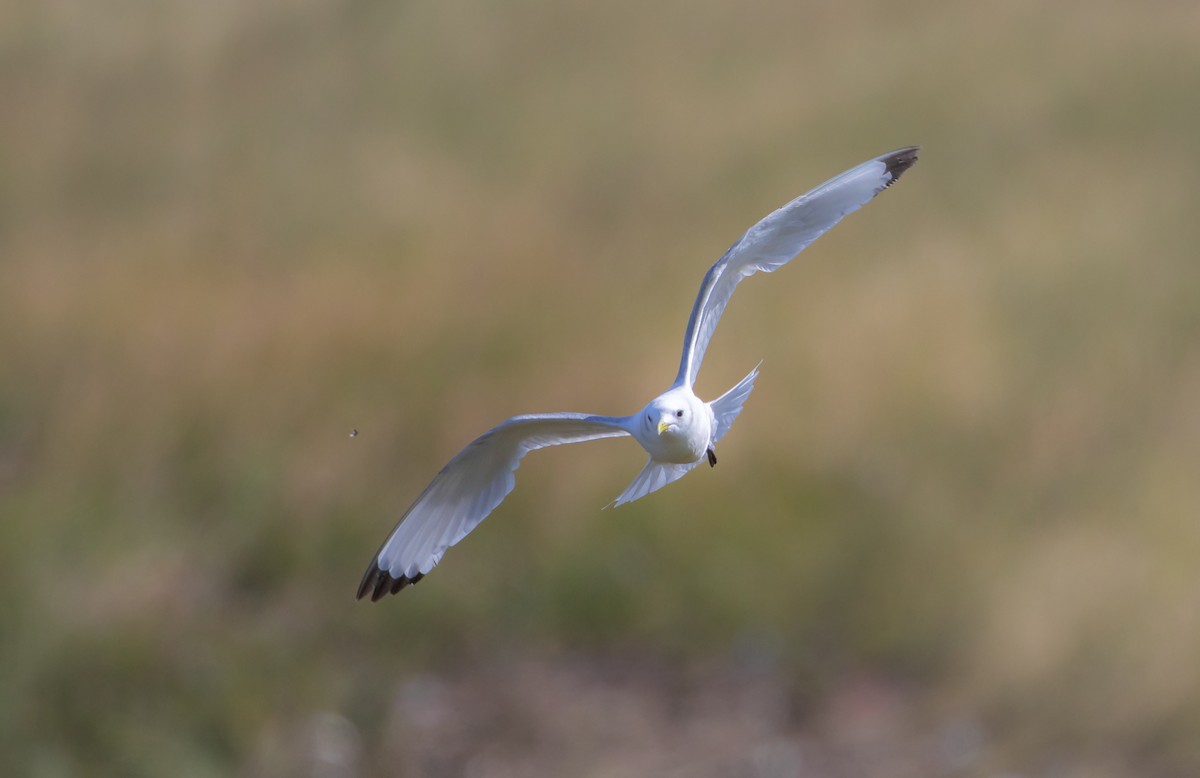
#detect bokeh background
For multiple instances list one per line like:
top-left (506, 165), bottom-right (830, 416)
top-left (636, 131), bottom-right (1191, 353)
top-left (4, 1), bottom-right (1200, 776)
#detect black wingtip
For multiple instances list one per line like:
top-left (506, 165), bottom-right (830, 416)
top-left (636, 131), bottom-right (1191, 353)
top-left (882, 146), bottom-right (920, 187)
top-left (356, 560), bottom-right (425, 602)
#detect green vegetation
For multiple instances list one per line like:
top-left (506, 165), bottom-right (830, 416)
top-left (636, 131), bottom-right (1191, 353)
top-left (3, 1), bottom-right (1199, 775)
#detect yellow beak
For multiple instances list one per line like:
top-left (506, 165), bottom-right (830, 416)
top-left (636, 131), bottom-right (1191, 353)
top-left (657, 420), bottom-right (671, 436)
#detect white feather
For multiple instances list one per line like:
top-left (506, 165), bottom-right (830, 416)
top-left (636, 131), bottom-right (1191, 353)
top-left (371, 414), bottom-right (630, 582)
top-left (673, 147), bottom-right (918, 389)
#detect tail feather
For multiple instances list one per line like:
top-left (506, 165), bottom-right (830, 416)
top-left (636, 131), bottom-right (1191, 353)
top-left (610, 457), bottom-right (700, 507)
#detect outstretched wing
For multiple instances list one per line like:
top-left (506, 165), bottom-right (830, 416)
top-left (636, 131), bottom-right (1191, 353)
top-left (673, 146), bottom-right (919, 389)
top-left (358, 413), bottom-right (632, 601)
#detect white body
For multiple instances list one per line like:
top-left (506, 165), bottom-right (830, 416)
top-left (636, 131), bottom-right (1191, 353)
top-left (358, 146), bottom-right (919, 600)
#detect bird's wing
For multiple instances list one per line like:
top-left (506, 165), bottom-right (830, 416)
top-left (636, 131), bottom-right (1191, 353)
top-left (710, 361), bottom-right (760, 444)
top-left (673, 146), bottom-right (919, 389)
top-left (358, 413), bottom-right (631, 601)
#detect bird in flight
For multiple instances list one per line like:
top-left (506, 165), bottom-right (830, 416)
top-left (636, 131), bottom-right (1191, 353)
top-left (358, 146), bottom-right (919, 601)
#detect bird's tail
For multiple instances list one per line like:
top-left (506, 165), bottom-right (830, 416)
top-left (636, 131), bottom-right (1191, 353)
top-left (609, 457), bottom-right (700, 508)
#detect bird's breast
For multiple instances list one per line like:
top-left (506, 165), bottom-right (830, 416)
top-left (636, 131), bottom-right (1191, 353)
top-left (640, 426), bottom-right (708, 465)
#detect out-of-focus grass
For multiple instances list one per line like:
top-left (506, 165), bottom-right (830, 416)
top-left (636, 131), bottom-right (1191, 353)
top-left (3, 1), bottom-right (1200, 775)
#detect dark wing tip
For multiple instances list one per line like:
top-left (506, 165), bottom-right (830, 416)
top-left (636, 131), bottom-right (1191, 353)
top-left (882, 146), bottom-right (920, 187)
top-left (356, 560), bottom-right (425, 602)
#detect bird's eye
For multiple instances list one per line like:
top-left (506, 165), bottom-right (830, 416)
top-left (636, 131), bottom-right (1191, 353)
top-left (646, 414), bottom-right (652, 422)
top-left (675, 410), bottom-right (684, 417)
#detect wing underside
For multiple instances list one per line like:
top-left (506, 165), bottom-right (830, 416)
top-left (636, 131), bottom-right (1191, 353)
top-left (674, 146), bottom-right (919, 389)
top-left (358, 413), bottom-right (631, 601)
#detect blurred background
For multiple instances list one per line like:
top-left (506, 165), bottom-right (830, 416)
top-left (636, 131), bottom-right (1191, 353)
top-left (3, 1), bottom-right (1199, 776)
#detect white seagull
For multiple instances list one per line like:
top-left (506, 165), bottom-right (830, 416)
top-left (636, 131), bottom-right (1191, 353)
top-left (358, 146), bottom-right (919, 601)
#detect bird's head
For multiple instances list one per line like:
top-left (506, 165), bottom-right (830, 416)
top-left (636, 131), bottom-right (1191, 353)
top-left (644, 393), bottom-right (691, 438)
